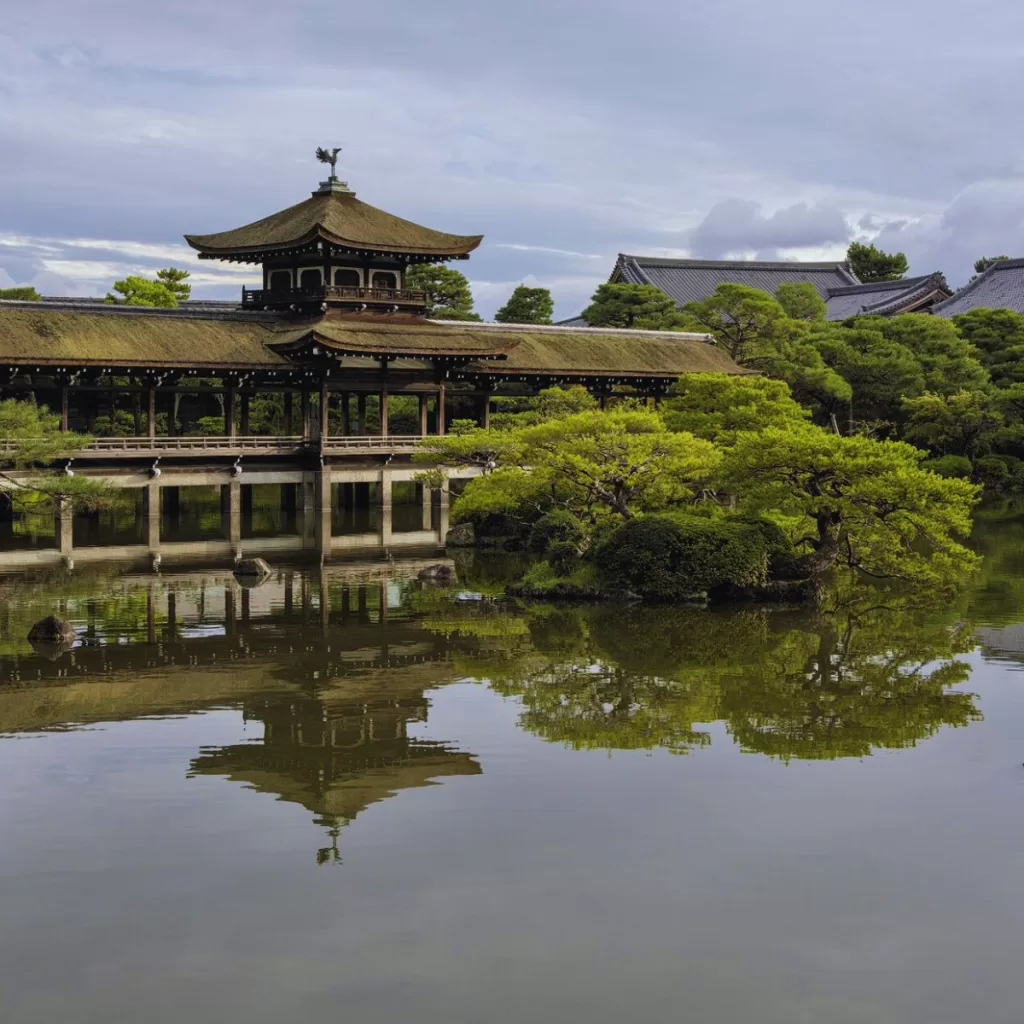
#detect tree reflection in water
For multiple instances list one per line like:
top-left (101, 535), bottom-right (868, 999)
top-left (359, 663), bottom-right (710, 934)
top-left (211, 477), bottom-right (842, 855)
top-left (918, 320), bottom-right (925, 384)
top-left (434, 593), bottom-right (981, 761)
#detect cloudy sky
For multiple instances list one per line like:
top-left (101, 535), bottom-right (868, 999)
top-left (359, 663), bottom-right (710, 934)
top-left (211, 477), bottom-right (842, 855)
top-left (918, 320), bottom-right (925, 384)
top-left (4, 1), bottom-right (1024, 319)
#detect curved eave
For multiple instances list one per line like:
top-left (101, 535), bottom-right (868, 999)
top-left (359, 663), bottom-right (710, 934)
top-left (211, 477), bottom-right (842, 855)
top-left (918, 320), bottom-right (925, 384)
top-left (185, 227), bottom-right (483, 262)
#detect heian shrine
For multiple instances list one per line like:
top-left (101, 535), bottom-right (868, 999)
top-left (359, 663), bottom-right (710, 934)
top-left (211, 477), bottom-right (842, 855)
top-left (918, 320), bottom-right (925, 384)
top-left (0, 151), bottom-right (745, 567)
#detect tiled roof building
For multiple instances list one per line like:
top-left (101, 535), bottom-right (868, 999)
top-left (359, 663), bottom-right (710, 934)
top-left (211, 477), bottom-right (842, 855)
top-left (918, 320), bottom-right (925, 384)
top-left (932, 258), bottom-right (1024, 317)
top-left (564, 254), bottom-right (952, 324)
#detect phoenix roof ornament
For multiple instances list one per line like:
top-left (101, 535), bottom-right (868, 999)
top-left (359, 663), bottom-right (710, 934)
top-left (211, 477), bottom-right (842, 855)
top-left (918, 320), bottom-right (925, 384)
top-left (315, 146), bottom-right (342, 178)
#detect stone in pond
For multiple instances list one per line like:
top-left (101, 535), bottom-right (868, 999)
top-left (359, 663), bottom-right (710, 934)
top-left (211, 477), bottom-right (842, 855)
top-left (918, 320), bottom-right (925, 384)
top-left (27, 615), bottom-right (77, 645)
top-left (445, 522), bottom-right (475, 547)
top-left (234, 557), bottom-right (272, 578)
top-left (417, 563), bottom-right (457, 583)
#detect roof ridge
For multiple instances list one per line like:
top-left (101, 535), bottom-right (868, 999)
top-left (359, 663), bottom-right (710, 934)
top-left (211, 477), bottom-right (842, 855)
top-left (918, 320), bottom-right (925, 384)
top-left (0, 299), bottom-right (276, 323)
top-left (826, 274), bottom-right (935, 296)
top-left (619, 253), bottom-right (851, 272)
top-left (430, 317), bottom-right (714, 343)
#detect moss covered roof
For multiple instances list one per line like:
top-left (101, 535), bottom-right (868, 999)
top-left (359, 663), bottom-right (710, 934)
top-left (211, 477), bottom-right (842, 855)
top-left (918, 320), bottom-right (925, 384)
top-left (0, 303), bottom-right (748, 378)
top-left (185, 189), bottom-right (483, 260)
top-left (466, 325), bottom-right (749, 378)
top-left (0, 305), bottom-right (295, 367)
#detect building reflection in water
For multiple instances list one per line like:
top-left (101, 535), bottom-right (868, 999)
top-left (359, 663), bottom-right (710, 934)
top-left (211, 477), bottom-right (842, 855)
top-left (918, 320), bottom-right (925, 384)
top-left (0, 565), bottom-right (481, 862)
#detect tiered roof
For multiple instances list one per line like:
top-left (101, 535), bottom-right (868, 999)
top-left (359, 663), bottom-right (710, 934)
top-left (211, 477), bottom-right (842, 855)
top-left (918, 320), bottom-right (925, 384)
top-left (186, 181), bottom-right (482, 263)
top-left (823, 273), bottom-right (950, 320)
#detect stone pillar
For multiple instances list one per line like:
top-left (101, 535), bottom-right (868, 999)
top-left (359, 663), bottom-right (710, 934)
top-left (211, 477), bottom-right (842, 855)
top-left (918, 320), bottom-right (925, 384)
top-left (58, 498), bottom-right (73, 559)
top-left (147, 386), bottom-right (157, 438)
top-left (438, 477), bottom-right (450, 539)
top-left (418, 394), bottom-right (429, 436)
top-left (379, 468), bottom-right (393, 546)
top-left (380, 389), bottom-right (389, 438)
top-left (357, 394), bottom-right (367, 436)
top-left (227, 480), bottom-right (242, 548)
top-left (341, 394), bottom-right (350, 436)
top-left (315, 464), bottom-right (332, 556)
top-left (225, 385), bottom-right (236, 438)
top-left (240, 393), bottom-right (250, 436)
top-left (437, 385), bottom-right (446, 436)
top-left (419, 482), bottom-right (432, 530)
top-left (144, 480), bottom-right (160, 552)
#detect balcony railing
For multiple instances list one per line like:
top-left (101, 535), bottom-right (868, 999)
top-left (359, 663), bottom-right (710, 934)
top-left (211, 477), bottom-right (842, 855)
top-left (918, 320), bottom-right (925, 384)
top-left (2, 435), bottom-right (432, 459)
top-left (241, 286), bottom-right (429, 310)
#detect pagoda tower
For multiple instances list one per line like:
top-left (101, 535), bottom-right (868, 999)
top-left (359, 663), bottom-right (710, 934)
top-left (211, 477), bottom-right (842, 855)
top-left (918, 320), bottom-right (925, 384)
top-left (185, 148), bottom-right (482, 316)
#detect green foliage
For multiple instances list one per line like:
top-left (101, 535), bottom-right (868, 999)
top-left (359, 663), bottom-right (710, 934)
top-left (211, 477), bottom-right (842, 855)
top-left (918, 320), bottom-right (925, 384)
top-left (405, 264), bottom-right (480, 320)
top-left (681, 283), bottom-right (787, 362)
top-left (663, 374), bottom-right (809, 443)
top-left (547, 540), bottom-right (582, 577)
top-left (902, 390), bottom-right (1000, 458)
top-left (528, 510), bottom-right (586, 553)
top-left (719, 425), bottom-right (981, 586)
top-left (951, 308), bottom-right (1024, 388)
top-left (0, 286), bottom-right (41, 301)
top-left (922, 455), bottom-right (973, 479)
top-left (597, 513), bottom-right (772, 599)
top-left (581, 283), bottom-right (686, 330)
top-left (0, 399), bottom-right (111, 514)
top-left (846, 241), bottom-right (909, 282)
top-left (494, 285), bottom-right (554, 325)
top-left (105, 275), bottom-right (178, 307)
top-left (858, 313), bottom-right (989, 395)
top-left (774, 281), bottom-right (826, 321)
top-left (155, 267), bottom-right (191, 301)
top-left (973, 455), bottom-right (1010, 487)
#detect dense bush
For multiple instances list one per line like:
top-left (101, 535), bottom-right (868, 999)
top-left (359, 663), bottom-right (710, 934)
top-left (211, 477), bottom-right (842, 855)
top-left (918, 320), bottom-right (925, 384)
top-left (547, 540), bottom-right (581, 577)
top-left (596, 514), bottom-right (772, 600)
top-left (973, 455), bottom-right (1010, 487)
top-left (923, 455), bottom-right (973, 479)
top-left (528, 509), bottom-right (586, 553)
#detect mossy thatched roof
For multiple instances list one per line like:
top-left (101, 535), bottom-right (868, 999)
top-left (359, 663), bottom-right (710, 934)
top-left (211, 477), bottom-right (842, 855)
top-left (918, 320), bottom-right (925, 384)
top-left (0, 305), bottom-right (296, 368)
top-left (466, 325), bottom-right (749, 378)
top-left (0, 303), bottom-right (749, 378)
top-left (185, 189), bottom-right (483, 261)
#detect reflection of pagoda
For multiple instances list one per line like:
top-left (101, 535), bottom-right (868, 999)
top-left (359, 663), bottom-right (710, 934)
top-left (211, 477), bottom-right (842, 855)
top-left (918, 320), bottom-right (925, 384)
top-left (189, 669), bottom-right (480, 863)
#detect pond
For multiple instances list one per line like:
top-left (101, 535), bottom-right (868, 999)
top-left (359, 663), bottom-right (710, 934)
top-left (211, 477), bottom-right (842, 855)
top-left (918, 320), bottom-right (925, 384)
top-left (2, 512), bottom-right (1024, 1023)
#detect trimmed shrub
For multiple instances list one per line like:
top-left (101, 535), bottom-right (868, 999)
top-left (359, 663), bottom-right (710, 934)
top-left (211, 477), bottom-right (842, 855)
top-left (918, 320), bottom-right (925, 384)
top-left (547, 540), bottom-right (580, 577)
top-left (923, 454), bottom-right (973, 479)
top-left (528, 509), bottom-right (586, 553)
top-left (596, 514), bottom-right (771, 600)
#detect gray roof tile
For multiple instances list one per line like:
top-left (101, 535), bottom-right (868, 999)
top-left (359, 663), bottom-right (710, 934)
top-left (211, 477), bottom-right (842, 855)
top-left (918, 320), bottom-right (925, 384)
top-left (932, 258), bottom-right (1024, 317)
top-left (824, 275), bottom-right (948, 320)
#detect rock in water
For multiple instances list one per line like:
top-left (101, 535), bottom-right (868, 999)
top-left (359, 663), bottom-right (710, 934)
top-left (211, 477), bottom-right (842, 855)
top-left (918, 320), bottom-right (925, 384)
top-left (234, 557), bottom-right (272, 578)
top-left (417, 563), bottom-right (457, 583)
top-left (27, 615), bottom-right (77, 644)
top-left (445, 522), bottom-right (476, 547)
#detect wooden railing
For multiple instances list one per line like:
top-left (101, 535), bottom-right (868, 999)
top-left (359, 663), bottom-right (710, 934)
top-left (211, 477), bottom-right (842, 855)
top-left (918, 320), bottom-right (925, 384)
top-left (1, 435), bottom-right (432, 459)
top-left (241, 286), bottom-right (428, 309)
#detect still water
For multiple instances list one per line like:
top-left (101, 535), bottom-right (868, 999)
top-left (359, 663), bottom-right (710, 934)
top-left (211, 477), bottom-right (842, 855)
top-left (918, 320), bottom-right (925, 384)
top-left (2, 516), bottom-right (1024, 1023)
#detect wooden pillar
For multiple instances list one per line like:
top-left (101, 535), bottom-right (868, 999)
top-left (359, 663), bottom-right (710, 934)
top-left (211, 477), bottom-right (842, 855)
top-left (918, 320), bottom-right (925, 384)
top-left (481, 392), bottom-right (491, 430)
top-left (380, 389), bottom-right (389, 438)
top-left (357, 394), bottom-right (367, 436)
top-left (599, 393), bottom-right (610, 411)
top-left (437, 384), bottom-right (446, 436)
top-left (225, 385), bottom-right (236, 438)
top-left (58, 499), bottom-right (73, 559)
top-left (418, 394), bottom-right (428, 436)
top-left (301, 390), bottom-right (311, 440)
top-left (147, 386), bottom-right (157, 438)
top-left (60, 386), bottom-right (69, 432)
top-left (240, 393), bottom-right (250, 436)
top-left (145, 480), bottom-right (160, 551)
top-left (438, 477), bottom-right (450, 538)
top-left (341, 394), bottom-right (350, 436)
top-left (320, 381), bottom-right (330, 440)
top-left (379, 468), bottom-right (392, 546)
top-left (284, 392), bottom-right (294, 436)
